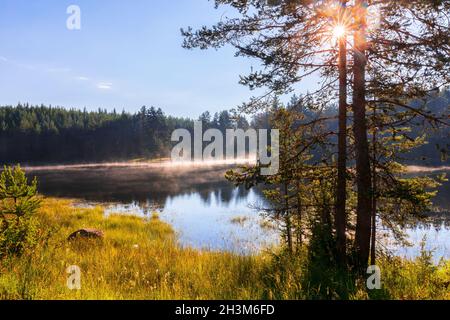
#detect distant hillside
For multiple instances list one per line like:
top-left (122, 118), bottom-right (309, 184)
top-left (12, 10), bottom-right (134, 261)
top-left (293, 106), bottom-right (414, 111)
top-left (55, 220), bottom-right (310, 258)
top-left (254, 91), bottom-right (450, 167)
top-left (406, 90), bottom-right (450, 166)
top-left (0, 105), bottom-right (188, 164)
top-left (0, 91), bottom-right (448, 166)
top-left (0, 105), bottom-right (248, 165)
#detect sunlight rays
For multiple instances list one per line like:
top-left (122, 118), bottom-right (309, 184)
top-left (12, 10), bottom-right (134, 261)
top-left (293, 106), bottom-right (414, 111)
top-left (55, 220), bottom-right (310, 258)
top-left (332, 24), bottom-right (347, 40)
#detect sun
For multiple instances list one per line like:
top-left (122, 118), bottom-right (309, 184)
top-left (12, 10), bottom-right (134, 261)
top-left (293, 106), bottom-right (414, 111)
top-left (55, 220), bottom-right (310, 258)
top-left (332, 25), bottom-right (347, 39)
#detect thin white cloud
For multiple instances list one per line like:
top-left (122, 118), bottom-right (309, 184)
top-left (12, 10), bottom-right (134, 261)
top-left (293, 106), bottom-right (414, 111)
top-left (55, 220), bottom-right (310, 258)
top-left (97, 82), bottom-right (113, 90)
top-left (0, 56), bottom-right (70, 73)
top-left (0, 57), bottom-right (37, 70)
top-left (75, 76), bottom-right (90, 81)
top-left (1, 55), bottom-right (116, 93)
top-left (46, 67), bottom-right (72, 73)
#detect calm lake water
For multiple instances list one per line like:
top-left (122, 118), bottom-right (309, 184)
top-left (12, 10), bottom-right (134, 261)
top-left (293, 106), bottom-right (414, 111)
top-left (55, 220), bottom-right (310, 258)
top-left (25, 163), bottom-right (450, 260)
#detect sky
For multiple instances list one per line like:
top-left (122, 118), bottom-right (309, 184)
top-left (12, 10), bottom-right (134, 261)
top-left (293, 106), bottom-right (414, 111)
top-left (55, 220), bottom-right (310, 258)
top-left (0, 0), bottom-right (317, 118)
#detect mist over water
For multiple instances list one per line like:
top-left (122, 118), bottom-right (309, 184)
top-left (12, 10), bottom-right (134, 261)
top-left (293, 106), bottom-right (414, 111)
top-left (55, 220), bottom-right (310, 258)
top-left (23, 158), bottom-right (257, 172)
top-left (24, 162), bottom-right (450, 259)
top-left (26, 162), bottom-right (278, 253)
top-left (25, 162), bottom-right (254, 204)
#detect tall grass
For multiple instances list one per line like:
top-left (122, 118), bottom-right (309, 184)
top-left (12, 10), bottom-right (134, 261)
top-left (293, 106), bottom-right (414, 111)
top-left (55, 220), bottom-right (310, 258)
top-left (0, 198), bottom-right (448, 300)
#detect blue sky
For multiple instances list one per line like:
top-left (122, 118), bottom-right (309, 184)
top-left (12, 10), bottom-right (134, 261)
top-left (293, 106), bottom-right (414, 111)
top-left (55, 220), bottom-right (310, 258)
top-left (0, 0), bottom-right (316, 118)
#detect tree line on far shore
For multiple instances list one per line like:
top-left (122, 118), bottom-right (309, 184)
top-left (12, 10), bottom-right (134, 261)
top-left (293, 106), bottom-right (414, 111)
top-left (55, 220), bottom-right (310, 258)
top-left (0, 91), bottom-right (448, 166)
top-left (0, 105), bottom-right (248, 164)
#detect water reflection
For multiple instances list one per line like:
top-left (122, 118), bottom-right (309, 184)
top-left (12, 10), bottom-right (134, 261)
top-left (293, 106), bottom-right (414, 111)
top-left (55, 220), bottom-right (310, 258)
top-left (30, 165), bottom-right (253, 205)
top-left (28, 164), bottom-right (278, 253)
top-left (27, 164), bottom-right (449, 258)
top-left (113, 188), bottom-right (279, 253)
top-left (388, 224), bottom-right (450, 263)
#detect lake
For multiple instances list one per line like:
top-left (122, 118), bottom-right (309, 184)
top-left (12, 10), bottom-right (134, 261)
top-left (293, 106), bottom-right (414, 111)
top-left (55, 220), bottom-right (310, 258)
top-left (24, 163), bottom-right (450, 260)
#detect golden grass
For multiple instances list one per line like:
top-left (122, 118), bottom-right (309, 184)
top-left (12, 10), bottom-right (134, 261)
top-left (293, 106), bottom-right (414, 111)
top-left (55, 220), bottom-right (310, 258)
top-left (0, 198), bottom-right (266, 300)
top-left (0, 198), bottom-right (449, 300)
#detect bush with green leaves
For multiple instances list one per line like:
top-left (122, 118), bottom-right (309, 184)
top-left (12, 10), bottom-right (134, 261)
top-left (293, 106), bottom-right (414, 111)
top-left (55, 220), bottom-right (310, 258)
top-left (0, 165), bottom-right (41, 258)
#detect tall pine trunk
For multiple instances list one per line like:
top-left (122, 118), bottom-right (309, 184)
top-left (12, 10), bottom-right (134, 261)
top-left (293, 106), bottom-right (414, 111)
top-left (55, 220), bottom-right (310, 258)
top-left (352, 0), bottom-right (373, 271)
top-left (296, 181), bottom-right (303, 247)
top-left (284, 182), bottom-right (293, 253)
top-left (335, 0), bottom-right (348, 266)
top-left (371, 106), bottom-right (378, 266)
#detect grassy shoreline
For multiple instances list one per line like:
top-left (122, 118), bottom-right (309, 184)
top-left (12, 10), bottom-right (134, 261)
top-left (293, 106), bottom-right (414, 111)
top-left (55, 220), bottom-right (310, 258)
top-left (0, 198), bottom-right (267, 300)
top-left (0, 198), bottom-right (449, 300)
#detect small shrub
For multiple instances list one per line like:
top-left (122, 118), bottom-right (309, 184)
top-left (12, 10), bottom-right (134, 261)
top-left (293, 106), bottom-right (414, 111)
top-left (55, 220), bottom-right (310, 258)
top-left (0, 216), bottom-right (39, 257)
top-left (0, 165), bottom-right (41, 259)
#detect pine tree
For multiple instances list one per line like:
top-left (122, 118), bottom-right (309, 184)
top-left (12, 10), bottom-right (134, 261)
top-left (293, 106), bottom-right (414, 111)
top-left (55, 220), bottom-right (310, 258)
top-left (183, 0), bottom-right (450, 270)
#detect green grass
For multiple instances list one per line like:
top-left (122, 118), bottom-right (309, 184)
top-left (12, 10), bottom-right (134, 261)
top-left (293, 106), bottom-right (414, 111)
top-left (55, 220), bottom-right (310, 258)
top-left (0, 198), bottom-right (449, 300)
top-left (0, 198), bottom-right (266, 300)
